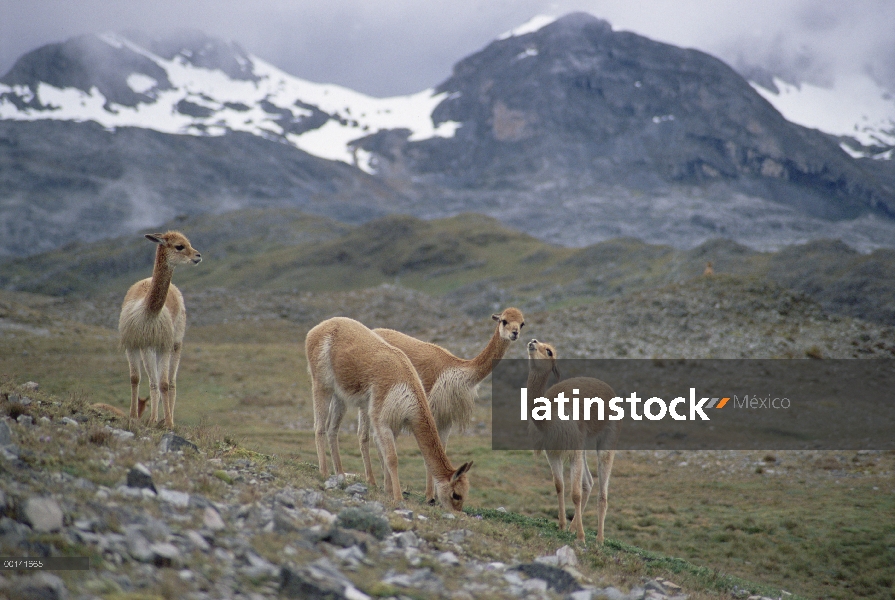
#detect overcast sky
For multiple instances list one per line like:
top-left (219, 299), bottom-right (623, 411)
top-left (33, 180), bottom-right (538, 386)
top-left (1, 1), bottom-right (893, 98)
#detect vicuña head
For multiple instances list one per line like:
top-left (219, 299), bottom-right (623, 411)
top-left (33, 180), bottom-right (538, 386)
top-left (493, 307), bottom-right (525, 341)
top-left (145, 231), bottom-right (203, 267)
top-left (527, 338), bottom-right (560, 382)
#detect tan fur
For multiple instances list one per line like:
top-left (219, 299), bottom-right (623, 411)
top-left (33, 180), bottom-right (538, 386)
top-left (703, 261), bottom-right (714, 276)
top-left (91, 399), bottom-right (147, 419)
top-left (118, 231), bottom-right (201, 429)
top-left (306, 317), bottom-right (473, 511)
top-left (374, 307), bottom-right (524, 502)
top-left (527, 339), bottom-right (617, 544)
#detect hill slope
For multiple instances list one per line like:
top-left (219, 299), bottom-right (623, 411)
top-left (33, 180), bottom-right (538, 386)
top-left (4, 208), bottom-right (895, 326)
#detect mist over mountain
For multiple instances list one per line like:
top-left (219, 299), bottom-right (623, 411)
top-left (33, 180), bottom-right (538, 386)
top-left (1, 14), bottom-right (894, 260)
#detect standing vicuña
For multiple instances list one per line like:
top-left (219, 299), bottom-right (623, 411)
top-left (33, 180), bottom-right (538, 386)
top-left (374, 307), bottom-right (524, 502)
top-left (306, 317), bottom-right (474, 511)
top-left (119, 232), bottom-right (201, 428)
top-left (527, 339), bottom-right (617, 543)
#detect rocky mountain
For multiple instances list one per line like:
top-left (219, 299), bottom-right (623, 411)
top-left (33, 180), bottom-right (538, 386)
top-left (2, 15), bottom-right (895, 260)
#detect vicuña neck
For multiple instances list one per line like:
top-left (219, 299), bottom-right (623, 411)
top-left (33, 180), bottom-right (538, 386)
top-left (526, 367), bottom-right (552, 399)
top-left (146, 247), bottom-right (173, 315)
top-left (410, 400), bottom-right (455, 482)
top-left (469, 325), bottom-right (511, 383)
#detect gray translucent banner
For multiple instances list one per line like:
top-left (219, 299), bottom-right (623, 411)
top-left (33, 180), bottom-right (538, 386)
top-left (491, 359), bottom-right (895, 450)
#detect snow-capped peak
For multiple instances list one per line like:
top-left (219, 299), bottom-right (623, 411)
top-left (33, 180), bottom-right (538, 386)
top-left (0, 32), bottom-right (460, 172)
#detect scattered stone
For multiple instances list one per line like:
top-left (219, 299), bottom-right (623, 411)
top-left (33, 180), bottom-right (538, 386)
top-left (523, 577), bottom-right (548, 592)
top-left (394, 530), bottom-right (419, 549)
top-left (324, 473), bottom-right (346, 490)
top-left (594, 586), bottom-right (626, 599)
top-left (496, 506), bottom-right (507, 512)
top-left (21, 496), bottom-right (63, 532)
top-left (344, 482), bottom-right (368, 496)
top-left (322, 527), bottom-right (374, 551)
top-left (0, 421), bottom-right (11, 446)
top-left (281, 558), bottom-right (369, 600)
top-left (203, 507), bottom-right (226, 531)
top-left (12, 572), bottom-right (68, 600)
top-left (298, 489), bottom-right (324, 507)
top-left (10, 394), bottom-right (32, 406)
top-left (159, 433), bottom-right (198, 453)
top-left (275, 490), bottom-right (297, 508)
top-left (126, 463), bottom-right (157, 493)
top-left (334, 544), bottom-right (366, 568)
top-left (107, 427), bottom-right (134, 441)
top-left (60, 417), bottom-right (79, 427)
top-left (16, 415), bottom-right (33, 426)
top-left (158, 488), bottom-right (190, 507)
top-left (437, 551), bottom-right (460, 566)
top-left (556, 545), bottom-right (579, 568)
top-left (335, 507), bottom-right (391, 540)
top-left (21, 382), bottom-right (39, 392)
top-left (149, 542), bottom-right (182, 568)
top-left (513, 563), bottom-right (582, 594)
top-left (443, 529), bottom-right (472, 544)
top-left (124, 527), bottom-right (154, 563)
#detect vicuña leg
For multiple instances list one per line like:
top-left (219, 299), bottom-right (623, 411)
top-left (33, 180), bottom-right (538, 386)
top-left (595, 449), bottom-right (615, 544)
top-left (311, 378), bottom-right (334, 477)
top-left (372, 420), bottom-right (402, 504)
top-left (158, 350), bottom-right (173, 428)
top-left (357, 410), bottom-right (377, 486)
top-left (569, 450), bottom-right (586, 542)
top-left (326, 397), bottom-right (347, 476)
top-left (126, 348), bottom-right (143, 419)
top-left (142, 348), bottom-right (161, 423)
top-left (167, 342), bottom-right (183, 425)
top-left (570, 451), bottom-right (595, 535)
top-left (546, 452), bottom-right (567, 531)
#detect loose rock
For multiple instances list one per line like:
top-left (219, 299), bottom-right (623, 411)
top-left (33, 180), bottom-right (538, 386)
top-left (21, 496), bottom-right (63, 532)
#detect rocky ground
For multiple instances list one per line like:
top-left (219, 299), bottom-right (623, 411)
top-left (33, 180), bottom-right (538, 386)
top-left (0, 381), bottom-right (736, 600)
top-left (1, 276), bottom-right (892, 599)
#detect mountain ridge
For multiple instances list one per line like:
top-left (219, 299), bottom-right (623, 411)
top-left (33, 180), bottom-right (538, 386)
top-left (2, 15), bottom-right (895, 259)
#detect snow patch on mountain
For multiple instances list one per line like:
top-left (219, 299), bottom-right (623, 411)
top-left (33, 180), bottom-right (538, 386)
top-left (498, 15), bottom-right (557, 40)
top-left (751, 74), bottom-right (895, 159)
top-left (0, 32), bottom-right (459, 169)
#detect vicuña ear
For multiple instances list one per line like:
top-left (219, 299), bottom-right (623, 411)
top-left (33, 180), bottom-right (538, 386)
top-left (145, 233), bottom-right (165, 244)
top-left (451, 461), bottom-right (474, 482)
top-left (552, 365), bottom-right (561, 382)
top-left (492, 314), bottom-right (500, 321)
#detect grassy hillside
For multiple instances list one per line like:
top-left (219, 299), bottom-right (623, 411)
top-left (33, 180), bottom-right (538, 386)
top-left (3, 208), bottom-right (895, 324)
top-left (1, 280), bottom-right (893, 598)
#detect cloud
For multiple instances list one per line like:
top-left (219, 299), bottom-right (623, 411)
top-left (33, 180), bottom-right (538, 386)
top-left (1, 0), bottom-right (893, 96)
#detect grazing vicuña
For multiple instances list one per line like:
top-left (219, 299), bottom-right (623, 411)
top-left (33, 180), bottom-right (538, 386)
top-left (306, 316), bottom-right (473, 511)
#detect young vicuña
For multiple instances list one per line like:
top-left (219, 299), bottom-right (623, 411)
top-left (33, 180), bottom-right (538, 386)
top-left (526, 339), bottom-right (618, 543)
